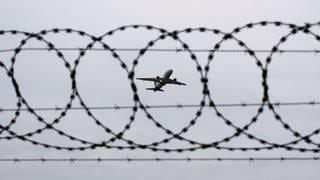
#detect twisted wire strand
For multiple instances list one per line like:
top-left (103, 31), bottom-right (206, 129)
top-left (1, 47), bottom-right (320, 53)
top-left (1, 101), bottom-right (319, 112)
top-left (0, 157), bottom-right (319, 162)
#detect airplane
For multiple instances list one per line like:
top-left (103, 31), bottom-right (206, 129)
top-left (136, 69), bottom-right (186, 92)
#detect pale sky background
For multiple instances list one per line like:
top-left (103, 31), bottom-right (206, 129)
top-left (1, 0), bottom-right (320, 179)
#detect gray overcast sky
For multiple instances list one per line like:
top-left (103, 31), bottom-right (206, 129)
top-left (1, 0), bottom-right (320, 179)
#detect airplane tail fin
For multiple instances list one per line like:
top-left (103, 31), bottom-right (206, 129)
top-left (146, 88), bottom-right (164, 92)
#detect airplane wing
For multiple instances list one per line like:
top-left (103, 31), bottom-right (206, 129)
top-left (163, 79), bottom-right (186, 85)
top-left (136, 77), bottom-right (186, 85)
top-left (136, 78), bottom-right (158, 82)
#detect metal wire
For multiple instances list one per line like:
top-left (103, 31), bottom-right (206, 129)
top-left (1, 157), bottom-right (319, 162)
top-left (0, 47), bottom-right (320, 53)
top-left (0, 101), bottom-right (319, 112)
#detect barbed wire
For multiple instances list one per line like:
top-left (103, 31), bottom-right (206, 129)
top-left (1, 47), bottom-right (320, 53)
top-left (0, 157), bottom-right (319, 162)
top-left (1, 21), bottom-right (320, 153)
top-left (0, 101), bottom-right (319, 112)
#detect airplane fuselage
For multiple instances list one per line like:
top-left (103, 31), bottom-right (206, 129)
top-left (154, 69), bottom-right (173, 90)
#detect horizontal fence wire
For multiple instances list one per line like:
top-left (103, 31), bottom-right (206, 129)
top-left (0, 48), bottom-right (320, 53)
top-left (0, 101), bottom-right (319, 112)
top-left (0, 157), bottom-right (319, 162)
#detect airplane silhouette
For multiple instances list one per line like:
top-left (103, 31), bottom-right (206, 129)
top-left (136, 69), bottom-right (186, 92)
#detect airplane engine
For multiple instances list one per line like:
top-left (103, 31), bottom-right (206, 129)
top-left (174, 78), bottom-right (177, 81)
